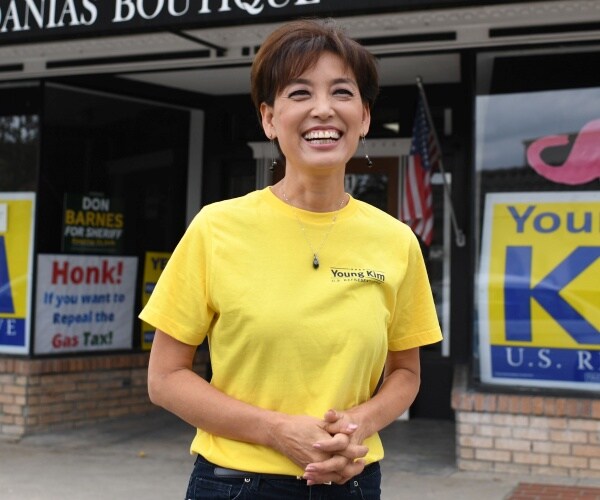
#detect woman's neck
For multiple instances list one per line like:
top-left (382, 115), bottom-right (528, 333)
top-left (273, 174), bottom-right (348, 212)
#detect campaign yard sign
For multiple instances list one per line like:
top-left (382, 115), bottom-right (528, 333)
top-left (140, 251), bottom-right (171, 350)
top-left (478, 192), bottom-right (600, 391)
top-left (0, 193), bottom-right (35, 355)
top-left (62, 193), bottom-right (124, 254)
top-left (34, 254), bottom-right (138, 354)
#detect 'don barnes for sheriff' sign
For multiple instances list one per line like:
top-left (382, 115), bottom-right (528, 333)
top-left (477, 192), bottom-right (600, 392)
top-left (0, 0), bottom-right (497, 42)
top-left (63, 193), bottom-right (124, 254)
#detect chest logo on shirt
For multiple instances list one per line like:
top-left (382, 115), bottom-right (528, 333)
top-left (330, 267), bottom-right (385, 284)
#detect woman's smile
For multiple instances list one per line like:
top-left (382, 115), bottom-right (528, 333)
top-left (303, 128), bottom-right (342, 144)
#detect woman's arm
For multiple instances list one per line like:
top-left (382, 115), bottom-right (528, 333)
top-left (148, 329), bottom-right (367, 470)
top-left (303, 347), bottom-right (421, 484)
top-left (348, 347), bottom-right (421, 439)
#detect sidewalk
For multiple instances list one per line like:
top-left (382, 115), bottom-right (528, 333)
top-left (0, 410), bottom-right (598, 499)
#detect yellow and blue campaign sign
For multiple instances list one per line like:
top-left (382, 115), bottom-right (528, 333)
top-left (0, 193), bottom-right (35, 355)
top-left (140, 251), bottom-right (171, 350)
top-left (478, 192), bottom-right (600, 391)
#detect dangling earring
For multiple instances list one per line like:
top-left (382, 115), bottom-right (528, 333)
top-left (269, 135), bottom-right (279, 172)
top-left (361, 135), bottom-right (373, 168)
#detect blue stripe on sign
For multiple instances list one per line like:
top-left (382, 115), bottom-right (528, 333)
top-left (0, 236), bottom-right (15, 314)
top-left (491, 345), bottom-right (600, 383)
top-left (0, 318), bottom-right (25, 346)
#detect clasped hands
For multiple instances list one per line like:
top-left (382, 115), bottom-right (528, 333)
top-left (272, 409), bottom-right (369, 486)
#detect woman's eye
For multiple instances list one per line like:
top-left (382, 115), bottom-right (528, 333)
top-left (287, 89), bottom-right (310, 99)
top-left (334, 88), bottom-right (355, 97)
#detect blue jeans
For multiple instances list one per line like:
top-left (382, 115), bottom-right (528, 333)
top-left (185, 455), bottom-right (381, 499)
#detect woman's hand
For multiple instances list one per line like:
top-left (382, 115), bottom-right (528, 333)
top-left (267, 414), bottom-right (339, 469)
top-left (304, 347), bottom-right (422, 485)
top-left (302, 409), bottom-right (369, 485)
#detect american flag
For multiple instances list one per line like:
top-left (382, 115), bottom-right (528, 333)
top-left (399, 94), bottom-right (440, 246)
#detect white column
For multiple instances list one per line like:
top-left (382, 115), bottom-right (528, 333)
top-left (186, 110), bottom-right (205, 225)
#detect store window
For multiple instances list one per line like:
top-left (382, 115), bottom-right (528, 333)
top-left (474, 48), bottom-right (600, 392)
top-left (32, 84), bottom-right (190, 356)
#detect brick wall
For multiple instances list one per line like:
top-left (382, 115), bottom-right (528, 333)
top-left (0, 351), bottom-right (209, 439)
top-left (452, 365), bottom-right (600, 479)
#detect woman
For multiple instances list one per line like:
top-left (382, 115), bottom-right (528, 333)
top-left (141, 19), bottom-right (442, 499)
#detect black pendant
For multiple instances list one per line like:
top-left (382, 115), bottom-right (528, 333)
top-left (312, 255), bottom-right (319, 269)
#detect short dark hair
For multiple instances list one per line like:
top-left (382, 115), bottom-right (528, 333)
top-left (250, 19), bottom-right (379, 112)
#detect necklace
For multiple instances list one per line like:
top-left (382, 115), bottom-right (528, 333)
top-left (282, 190), bottom-right (347, 270)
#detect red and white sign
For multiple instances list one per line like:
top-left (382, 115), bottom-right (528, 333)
top-left (34, 254), bottom-right (138, 354)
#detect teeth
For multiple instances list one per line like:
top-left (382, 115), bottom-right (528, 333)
top-left (303, 130), bottom-right (340, 140)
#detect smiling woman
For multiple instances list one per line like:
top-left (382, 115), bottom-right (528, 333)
top-left (140, 18), bottom-right (442, 500)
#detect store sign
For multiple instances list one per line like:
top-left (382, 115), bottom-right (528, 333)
top-left (62, 193), bottom-right (124, 254)
top-left (140, 250), bottom-right (171, 350)
top-left (478, 192), bottom-right (600, 391)
top-left (0, 193), bottom-right (35, 355)
top-left (0, 0), bottom-right (513, 43)
top-left (34, 254), bottom-right (138, 354)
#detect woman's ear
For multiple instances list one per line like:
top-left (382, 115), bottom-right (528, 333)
top-left (361, 105), bottom-right (372, 136)
top-left (260, 102), bottom-right (275, 139)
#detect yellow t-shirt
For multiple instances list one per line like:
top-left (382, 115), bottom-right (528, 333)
top-left (139, 187), bottom-right (442, 475)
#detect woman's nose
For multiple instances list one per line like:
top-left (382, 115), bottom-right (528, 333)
top-left (311, 93), bottom-right (334, 119)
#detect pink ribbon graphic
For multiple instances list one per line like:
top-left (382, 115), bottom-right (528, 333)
top-left (526, 118), bottom-right (600, 185)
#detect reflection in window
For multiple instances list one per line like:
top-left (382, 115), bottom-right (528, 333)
top-left (0, 115), bottom-right (39, 191)
top-left (476, 87), bottom-right (600, 179)
top-left (475, 66), bottom-right (600, 254)
top-left (345, 173), bottom-right (388, 212)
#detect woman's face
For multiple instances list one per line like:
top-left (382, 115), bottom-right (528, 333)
top-left (261, 51), bottom-right (370, 175)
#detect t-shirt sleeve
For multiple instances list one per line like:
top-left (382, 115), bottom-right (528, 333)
top-left (388, 229), bottom-right (443, 351)
top-left (138, 210), bottom-right (214, 346)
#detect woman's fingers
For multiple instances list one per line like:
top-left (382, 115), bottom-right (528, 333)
top-left (304, 438), bottom-right (368, 486)
top-left (323, 408), bottom-right (339, 423)
top-left (313, 431), bottom-right (349, 452)
top-left (314, 436), bottom-right (368, 459)
top-left (322, 409), bottom-right (359, 436)
top-left (304, 457), bottom-right (366, 485)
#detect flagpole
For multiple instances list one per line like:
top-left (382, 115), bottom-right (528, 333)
top-left (399, 155), bottom-right (406, 222)
top-left (415, 76), bottom-right (466, 248)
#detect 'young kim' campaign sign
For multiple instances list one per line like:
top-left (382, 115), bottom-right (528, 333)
top-left (0, 193), bottom-right (35, 355)
top-left (478, 192), bottom-right (600, 391)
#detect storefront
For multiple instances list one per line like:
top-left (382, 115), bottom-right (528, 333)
top-left (1, 0), bottom-right (599, 479)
